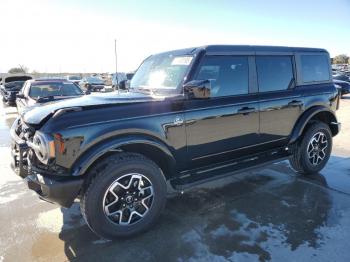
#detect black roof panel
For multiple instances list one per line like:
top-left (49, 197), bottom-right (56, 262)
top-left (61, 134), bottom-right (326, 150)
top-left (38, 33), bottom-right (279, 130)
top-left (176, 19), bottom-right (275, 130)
top-left (153, 45), bottom-right (328, 56)
top-left (202, 45), bottom-right (327, 53)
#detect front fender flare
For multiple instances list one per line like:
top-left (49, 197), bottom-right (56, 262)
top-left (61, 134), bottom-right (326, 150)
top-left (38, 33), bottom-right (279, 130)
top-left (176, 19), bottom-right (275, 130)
top-left (289, 106), bottom-right (338, 144)
top-left (71, 135), bottom-right (176, 177)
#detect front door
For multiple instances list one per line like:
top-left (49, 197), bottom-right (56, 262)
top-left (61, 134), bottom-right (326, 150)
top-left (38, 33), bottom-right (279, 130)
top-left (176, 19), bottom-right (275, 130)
top-left (184, 55), bottom-right (260, 169)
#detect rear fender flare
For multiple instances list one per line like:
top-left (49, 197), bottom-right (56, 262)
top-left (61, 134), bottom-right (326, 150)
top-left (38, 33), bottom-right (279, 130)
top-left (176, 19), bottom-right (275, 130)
top-left (289, 106), bottom-right (338, 144)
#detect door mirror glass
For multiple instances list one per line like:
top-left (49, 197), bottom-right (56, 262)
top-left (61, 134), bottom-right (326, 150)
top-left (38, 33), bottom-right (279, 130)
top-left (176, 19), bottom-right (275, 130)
top-left (184, 80), bottom-right (211, 99)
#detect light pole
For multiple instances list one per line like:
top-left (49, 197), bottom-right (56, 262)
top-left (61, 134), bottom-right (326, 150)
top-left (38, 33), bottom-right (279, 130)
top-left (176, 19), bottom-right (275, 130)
top-left (114, 39), bottom-right (119, 92)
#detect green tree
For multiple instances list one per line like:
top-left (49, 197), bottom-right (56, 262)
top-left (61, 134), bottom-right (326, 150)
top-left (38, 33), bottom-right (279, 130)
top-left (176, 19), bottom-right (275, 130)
top-left (333, 54), bottom-right (349, 64)
top-left (8, 65), bottom-right (29, 74)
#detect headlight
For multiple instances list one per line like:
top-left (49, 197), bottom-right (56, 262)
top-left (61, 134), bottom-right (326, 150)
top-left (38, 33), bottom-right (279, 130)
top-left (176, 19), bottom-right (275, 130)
top-left (28, 131), bottom-right (55, 164)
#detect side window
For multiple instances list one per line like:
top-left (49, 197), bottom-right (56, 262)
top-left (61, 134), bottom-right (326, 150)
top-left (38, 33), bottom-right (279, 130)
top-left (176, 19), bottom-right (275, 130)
top-left (195, 56), bottom-right (249, 97)
top-left (256, 56), bottom-right (294, 92)
top-left (300, 54), bottom-right (330, 83)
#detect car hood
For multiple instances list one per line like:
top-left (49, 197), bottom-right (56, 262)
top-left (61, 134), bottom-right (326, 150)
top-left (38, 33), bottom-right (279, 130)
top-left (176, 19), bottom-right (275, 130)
top-left (22, 91), bottom-right (165, 126)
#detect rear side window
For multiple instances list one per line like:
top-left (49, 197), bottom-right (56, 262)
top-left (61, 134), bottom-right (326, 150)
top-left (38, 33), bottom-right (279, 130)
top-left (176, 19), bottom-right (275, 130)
top-left (195, 56), bottom-right (249, 97)
top-left (300, 54), bottom-right (330, 83)
top-left (256, 56), bottom-right (294, 92)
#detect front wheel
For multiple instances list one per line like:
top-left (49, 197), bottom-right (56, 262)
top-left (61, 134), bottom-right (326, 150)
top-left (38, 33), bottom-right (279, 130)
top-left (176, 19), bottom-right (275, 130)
top-left (80, 153), bottom-right (167, 239)
top-left (289, 121), bottom-right (332, 175)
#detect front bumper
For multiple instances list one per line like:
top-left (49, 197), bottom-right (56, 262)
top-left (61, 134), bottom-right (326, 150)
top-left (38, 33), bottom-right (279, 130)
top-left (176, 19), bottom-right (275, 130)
top-left (10, 120), bottom-right (83, 208)
top-left (91, 85), bottom-right (104, 91)
top-left (25, 173), bottom-right (83, 208)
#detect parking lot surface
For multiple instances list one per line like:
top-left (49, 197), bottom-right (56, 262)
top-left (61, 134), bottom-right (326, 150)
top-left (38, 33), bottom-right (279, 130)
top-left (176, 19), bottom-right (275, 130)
top-left (1, 97), bottom-right (350, 262)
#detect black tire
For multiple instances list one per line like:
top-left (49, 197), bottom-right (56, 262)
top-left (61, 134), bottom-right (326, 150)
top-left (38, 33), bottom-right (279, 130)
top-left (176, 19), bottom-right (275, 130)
top-left (80, 152), bottom-right (167, 239)
top-left (289, 121), bottom-right (332, 175)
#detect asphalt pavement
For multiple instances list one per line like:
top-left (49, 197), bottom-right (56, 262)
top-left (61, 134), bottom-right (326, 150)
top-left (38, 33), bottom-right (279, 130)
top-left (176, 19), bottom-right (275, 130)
top-left (0, 97), bottom-right (350, 262)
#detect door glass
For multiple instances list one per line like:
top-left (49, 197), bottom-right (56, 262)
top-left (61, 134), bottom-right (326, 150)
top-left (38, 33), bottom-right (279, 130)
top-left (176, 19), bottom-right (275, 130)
top-left (256, 56), bottom-right (294, 92)
top-left (195, 56), bottom-right (249, 97)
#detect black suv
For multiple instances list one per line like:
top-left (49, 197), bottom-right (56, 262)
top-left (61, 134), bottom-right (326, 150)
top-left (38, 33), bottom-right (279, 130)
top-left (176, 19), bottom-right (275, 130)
top-left (10, 45), bottom-right (340, 239)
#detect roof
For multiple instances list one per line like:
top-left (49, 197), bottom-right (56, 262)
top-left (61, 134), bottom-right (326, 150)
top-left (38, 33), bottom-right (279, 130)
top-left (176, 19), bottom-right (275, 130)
top-left (201, 45), bottom-right (327, 53)
top-left (153, 45), bottom-right (328, 56)
top-left (33, 78), bottom-right (67, 82)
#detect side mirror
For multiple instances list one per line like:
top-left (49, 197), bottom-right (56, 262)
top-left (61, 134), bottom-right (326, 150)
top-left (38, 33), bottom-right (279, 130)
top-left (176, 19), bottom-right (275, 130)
top-left (184, 80), bottom-right (211, 99)
top-left (85, 90), bottom-right (91, 95)
top-left (16, 93), bottom-right (25, 99)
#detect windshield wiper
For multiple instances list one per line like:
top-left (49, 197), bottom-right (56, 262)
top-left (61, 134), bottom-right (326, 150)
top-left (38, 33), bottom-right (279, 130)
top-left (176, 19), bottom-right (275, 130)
top-left (36, 96), bottom-right (55, 102)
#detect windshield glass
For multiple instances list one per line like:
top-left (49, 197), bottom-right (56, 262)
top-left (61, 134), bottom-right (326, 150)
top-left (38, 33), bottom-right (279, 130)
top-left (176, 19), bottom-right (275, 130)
top-left (68, 76), bottom-right (81, 80)
top-left (29, 82), bottom-right (83, 98)
top-left (130, 54), bottom-right (193, 93)
top-left (86, 77), bottom-right (104, 84)
top-left (4, 81), bottom-right (26, 90)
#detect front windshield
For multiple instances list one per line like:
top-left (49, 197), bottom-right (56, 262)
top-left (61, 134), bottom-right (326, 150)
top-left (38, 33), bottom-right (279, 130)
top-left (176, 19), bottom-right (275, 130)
top-left (29, 82), bottom-right (83, 98)
top-left (4, 81), bottom-right (25, 91)
top-left (86, 77), bottom-right (103, 84)
top-left (130, 53), bottom-right (193, 93)
top-left (68, 76), bottom-right (81, 80)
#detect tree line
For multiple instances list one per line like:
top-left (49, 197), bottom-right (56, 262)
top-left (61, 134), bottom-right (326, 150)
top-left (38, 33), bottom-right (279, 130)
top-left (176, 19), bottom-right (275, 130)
top-left (331, 54), bottom-right (349, 64)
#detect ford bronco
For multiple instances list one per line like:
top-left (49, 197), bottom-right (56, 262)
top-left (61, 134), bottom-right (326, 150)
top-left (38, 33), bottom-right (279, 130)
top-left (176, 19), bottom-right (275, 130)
top-left (10, 45), bottom-right (341, 239)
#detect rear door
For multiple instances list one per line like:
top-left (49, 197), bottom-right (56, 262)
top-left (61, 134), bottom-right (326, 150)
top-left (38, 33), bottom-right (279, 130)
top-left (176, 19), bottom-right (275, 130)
top-left (184, 55), bottom-right (260, 168)
top-left (256, 54), bottom-right (303, 145)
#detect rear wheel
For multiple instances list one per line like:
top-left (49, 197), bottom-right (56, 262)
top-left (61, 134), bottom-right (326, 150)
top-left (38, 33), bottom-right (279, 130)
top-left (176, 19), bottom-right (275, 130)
top-left (80, 153), bottom-right (167, 239)
top-left (289, 121), bottom-right (332, 175)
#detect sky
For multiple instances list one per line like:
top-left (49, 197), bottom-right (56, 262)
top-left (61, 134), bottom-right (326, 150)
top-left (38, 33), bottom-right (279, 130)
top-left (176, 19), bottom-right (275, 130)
top-left (0, 0), bottom-right (349, 73)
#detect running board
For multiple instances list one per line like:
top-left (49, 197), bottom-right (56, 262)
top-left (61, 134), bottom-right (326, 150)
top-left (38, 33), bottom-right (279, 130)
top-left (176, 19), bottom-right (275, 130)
top-left (172, 147), bottom-right (291, 191)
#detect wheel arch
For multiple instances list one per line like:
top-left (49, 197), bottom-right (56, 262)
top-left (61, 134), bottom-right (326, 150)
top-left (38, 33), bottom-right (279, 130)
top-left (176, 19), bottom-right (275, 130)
top-left (71, 135), bottom-right (177, 180)
top-left (289, 106), bottom-right (339, 144)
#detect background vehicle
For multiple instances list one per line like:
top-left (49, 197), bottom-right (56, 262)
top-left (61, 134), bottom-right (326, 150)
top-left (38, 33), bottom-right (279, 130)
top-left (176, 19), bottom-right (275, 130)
top-left (16, 79), bottom-right (84, 114)
top-left (333, 73), bottom-right (350, 82)
top-left (66, 75), bottom-right (82, 85)
top-left (11, 45), bottom-right (340, 239)
top-left (334, 79), bottom-right (350, 97)
top-left (79, 77), bottom-right (104, 92)
top-left (111, 72), bottom-right (135, 90)
top-left (0, 75), bottom-right (32, 105)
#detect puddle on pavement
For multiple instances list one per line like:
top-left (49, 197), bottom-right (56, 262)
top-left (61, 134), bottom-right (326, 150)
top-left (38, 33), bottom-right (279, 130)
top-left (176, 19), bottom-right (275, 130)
top-left (33, 165), bottom-right (349, 262)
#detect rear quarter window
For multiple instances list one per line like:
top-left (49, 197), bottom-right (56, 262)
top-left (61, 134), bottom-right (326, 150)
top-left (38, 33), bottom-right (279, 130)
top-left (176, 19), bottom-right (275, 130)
top-left (300, 54), bottom-right (330, 83)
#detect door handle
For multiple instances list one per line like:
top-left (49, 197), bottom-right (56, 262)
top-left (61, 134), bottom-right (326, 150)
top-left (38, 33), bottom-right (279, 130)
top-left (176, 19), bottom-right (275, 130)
top-left (238, 107), bottom-right (256, 115)
top-left (288, 100), bottom-right (303, 107)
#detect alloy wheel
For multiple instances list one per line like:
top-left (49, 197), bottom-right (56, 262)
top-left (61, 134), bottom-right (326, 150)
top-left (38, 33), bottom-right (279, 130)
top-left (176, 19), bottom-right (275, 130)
top-left (307, 131), bottom-right (328, 166)
top-left (102, 173), bottom-right (154, 225)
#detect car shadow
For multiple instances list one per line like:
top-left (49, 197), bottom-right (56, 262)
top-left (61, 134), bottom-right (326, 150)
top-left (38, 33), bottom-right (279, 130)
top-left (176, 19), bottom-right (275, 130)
top-left (58, 155), bottom-right (350, 261)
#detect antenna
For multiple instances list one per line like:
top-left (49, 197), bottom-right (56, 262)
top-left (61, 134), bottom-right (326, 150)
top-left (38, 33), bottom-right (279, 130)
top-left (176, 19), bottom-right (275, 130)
top-left (114, 39), bottom-right (119, 93)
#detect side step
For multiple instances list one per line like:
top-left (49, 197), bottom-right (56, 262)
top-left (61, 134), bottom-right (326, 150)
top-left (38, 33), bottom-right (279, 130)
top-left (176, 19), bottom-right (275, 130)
top-left (172, 147), bottom-right (291, 191)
